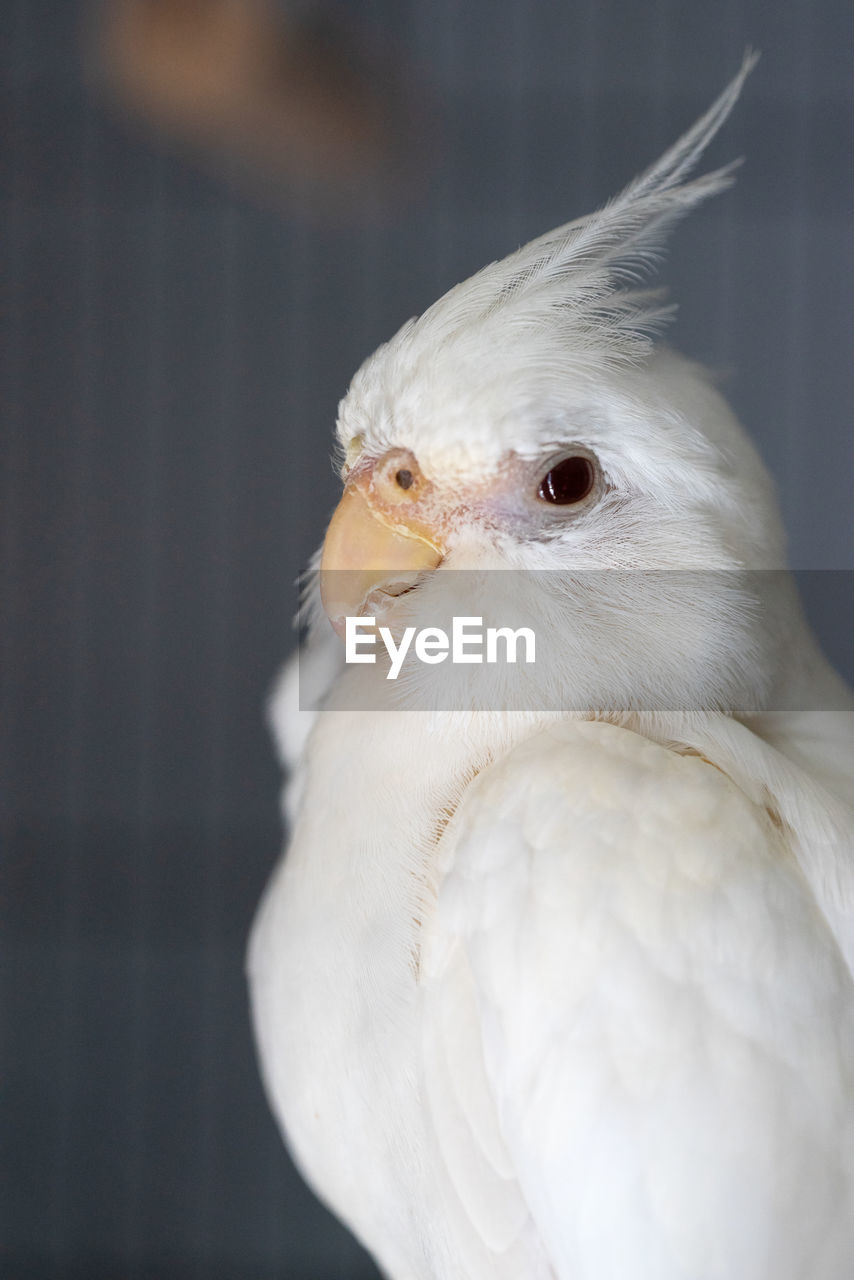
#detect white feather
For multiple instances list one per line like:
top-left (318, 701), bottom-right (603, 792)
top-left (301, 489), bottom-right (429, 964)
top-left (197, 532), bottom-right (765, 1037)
top-left (248, 59), bottom-right (854, 1280)
top-left (421, 721), bottom-right (854, 1279)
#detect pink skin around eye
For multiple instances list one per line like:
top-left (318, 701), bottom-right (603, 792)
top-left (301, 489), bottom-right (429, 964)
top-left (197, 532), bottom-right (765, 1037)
top-left (342, 446), bottom-right (600, 551)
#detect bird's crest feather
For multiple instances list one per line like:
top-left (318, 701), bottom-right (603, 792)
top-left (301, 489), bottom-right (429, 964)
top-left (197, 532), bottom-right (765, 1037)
top-left (406, 51), bottom-right (758, 364)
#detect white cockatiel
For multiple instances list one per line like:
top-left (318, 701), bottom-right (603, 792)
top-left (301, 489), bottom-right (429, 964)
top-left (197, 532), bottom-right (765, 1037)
top-left (248, 59), bottom-right (854, 1280)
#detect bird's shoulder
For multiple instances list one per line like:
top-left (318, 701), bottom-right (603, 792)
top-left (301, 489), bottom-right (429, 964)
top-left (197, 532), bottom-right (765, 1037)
top-left (426, 717), bottom-right (776, 953)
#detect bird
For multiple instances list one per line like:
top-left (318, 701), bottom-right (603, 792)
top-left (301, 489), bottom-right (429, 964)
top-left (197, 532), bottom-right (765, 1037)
top-left (247, 56), bottom-right (854, 1280)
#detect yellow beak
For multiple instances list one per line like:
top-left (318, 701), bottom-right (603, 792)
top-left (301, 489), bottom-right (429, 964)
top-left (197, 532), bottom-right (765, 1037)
top-left (319, 484), bottom-right (443, 633)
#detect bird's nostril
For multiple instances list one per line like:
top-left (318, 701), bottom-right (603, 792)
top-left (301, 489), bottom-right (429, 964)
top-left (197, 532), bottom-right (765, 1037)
top-left (395, 469), bottom-right (414, 490)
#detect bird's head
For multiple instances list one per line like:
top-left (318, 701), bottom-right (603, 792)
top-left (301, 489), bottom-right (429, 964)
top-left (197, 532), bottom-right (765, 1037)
top-left (314, 54), bottom-right (792, 716)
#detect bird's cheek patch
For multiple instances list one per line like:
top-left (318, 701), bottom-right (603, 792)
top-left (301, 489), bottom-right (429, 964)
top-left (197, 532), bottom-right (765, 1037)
top-left (342, 434), bottom-right (364, 476)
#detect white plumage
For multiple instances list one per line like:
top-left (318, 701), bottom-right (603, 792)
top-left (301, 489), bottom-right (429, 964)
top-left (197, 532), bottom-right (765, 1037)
top-left (248, 58), bottom-right (854, 1279)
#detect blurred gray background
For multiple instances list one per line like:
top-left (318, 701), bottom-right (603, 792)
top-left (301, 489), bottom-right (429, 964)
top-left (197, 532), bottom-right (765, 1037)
top-left (2, 1), bottom-right (852, 1276)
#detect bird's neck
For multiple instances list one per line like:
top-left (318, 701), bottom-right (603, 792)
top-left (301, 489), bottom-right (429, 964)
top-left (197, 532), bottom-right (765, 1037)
top-left (287, 698), bottom-right (551, 950)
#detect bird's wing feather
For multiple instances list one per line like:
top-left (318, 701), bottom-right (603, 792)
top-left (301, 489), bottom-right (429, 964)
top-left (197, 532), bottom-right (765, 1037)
top-left (420, 719), bottom-right (854, 1280)
top-left (638, 707), bottom-right (854, 975)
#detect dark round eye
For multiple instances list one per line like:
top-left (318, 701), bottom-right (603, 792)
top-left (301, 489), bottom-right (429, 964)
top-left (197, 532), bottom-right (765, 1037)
top-left (395, 468), bottom-right (414, 490)
top-left (538, 455), bottom-right (596, 506)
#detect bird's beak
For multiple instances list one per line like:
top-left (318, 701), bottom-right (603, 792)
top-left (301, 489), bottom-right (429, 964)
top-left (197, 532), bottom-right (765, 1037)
top-left (319, 469), bottom-right (445, 635)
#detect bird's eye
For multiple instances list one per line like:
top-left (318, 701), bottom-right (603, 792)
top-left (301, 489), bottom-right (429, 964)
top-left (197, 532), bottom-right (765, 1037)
top-left (538, 455), bottom-right (596, 506)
